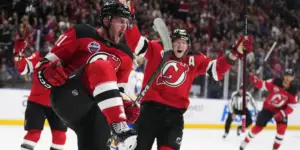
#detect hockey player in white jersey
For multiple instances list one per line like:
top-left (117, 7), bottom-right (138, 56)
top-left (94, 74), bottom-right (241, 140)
top-left (223, 85), bottom-right (258, 138)
top-left (124, 56), bottom-right (144, 100)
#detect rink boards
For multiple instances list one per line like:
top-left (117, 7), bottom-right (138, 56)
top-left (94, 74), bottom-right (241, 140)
top-left (1, 89), bottom-right (300, 130)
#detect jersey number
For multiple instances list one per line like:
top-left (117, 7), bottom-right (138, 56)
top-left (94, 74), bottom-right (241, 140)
top-left (55, 35), bottom-right (68, 47)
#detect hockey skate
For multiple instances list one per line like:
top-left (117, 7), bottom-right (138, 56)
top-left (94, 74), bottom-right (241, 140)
top-left (222, 133), bottom-right (228, 139)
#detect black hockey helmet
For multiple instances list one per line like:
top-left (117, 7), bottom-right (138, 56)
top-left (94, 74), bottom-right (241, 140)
top-left (171, 28), bottom-right (191, 47)
top-left (284, 68), bottom-right (294, 77)
top-left (100, 1), bottom-right (131, 25)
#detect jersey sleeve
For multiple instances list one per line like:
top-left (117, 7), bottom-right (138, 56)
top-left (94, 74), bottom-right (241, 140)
top-left (45, 27), bottom-right (78, 62)
top-left (125, 25), bottom-right (148, 56)
top-left (260, 78), bottom-right (277, 92)
top-left (228, 91), bottom-right (237, 113)
top-left (116, 68), bottom-right (131, 92)
top-left (144, 40), bottom-right (162, 60)
top-left (195, 53), bottom-right (233, 81)
top-left (14, 52), bottom-right (41, 75)
top-left (283, 93), bottom-right (298, 116)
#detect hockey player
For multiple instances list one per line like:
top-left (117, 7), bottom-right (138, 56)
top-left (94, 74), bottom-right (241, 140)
top-left (124, 56), bottom-right (144, 100)
top-left (36, 1), bottom-right (143, 150)
top-left (133, 28), bottom-right (253, 150)
top-left (13, 38), bottom-right (67, 150)
top-left (223, 85), bottom-right (257, 139)
top-left (240, 69), bottom-right (298, 150)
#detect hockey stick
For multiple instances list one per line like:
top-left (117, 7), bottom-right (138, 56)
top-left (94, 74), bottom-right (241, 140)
top-left (109, 18), bottom-right (173, 150)
top-left (255, 41), bottom-right (277, 74)
top-left (245, 41), bottom-right (277, 91)
top-left (135, 18), bottom-right (173, 104)
top-left (241, 0), bottom-right (248, 133)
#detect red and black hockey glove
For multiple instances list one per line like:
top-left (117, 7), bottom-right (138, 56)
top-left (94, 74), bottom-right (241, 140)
top-left (123, 100), bottom-right (140, 124)
top-left (274, 110), bottom-right (288, 124)
top-left (37, 60), bottom-right (68, 89)
top-left (13, 38), bottom-right (27, 59)
top-left (249, 74), bottom-right (263, 89)
top-left (231, 36), bottom-right (253, 59)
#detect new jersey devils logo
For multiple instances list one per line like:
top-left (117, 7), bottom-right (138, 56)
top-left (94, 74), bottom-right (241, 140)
top-left (87, 52), bottom-right (121, 70)
top-left (269, 94), bottom-right (288, 108)
top-left (157, 60), bottom-right (189, 87)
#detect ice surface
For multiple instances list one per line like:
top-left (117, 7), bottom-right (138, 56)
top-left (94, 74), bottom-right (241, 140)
top-left (1, 126), bottom-right (299, 150)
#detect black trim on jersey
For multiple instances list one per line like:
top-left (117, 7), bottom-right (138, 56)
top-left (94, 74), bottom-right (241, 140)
top-left (24, 60), bottom-right (30, 74)
top-left (206, 65), bottom-right (213, 78)
top-left (73, 24), bottom-right (134, 60)
top-left (94, 89), bottom-right (121, 103)
top-left (118, 87), bottom-right (125, 93)
top-left (137, 40), bottom-right (148, 56)
top-left (275, 136), bottom-right (283, 141)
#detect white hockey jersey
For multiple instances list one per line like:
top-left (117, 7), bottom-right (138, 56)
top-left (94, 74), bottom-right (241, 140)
top-left (124, 68), bottom-right (144, 100)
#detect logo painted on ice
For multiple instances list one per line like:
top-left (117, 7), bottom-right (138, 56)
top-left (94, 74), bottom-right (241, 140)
top-left (88, 41), bottom-right (101, 53)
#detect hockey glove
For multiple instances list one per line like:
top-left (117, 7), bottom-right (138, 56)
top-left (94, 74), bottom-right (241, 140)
top-left (231, 36), bottom-right (253, 59)
top-left (110, 121), bottom-right (137, 150)
top-left (37, 60), bottom-right (68, 89)
top-left (13, 38), bottom-right (27, 57)
top-left (274, 110), bottom-right (288, 124)
top-left (123, 100), bottom-right (140, 124)
top-left (249, 74), bottom-right (263, 89)
top-left (13, 38), bottom-right (28, 63)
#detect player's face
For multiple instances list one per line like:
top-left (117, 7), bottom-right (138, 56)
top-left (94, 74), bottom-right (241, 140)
top-left (109, 17), bottom-right (129, 43)
top-left (172, 39), bottom-right (188, 58)
top-left (283, 75), bottom-right (293, 89)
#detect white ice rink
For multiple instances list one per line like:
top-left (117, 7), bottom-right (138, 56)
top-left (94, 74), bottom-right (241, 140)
top-left (1, 126), bottom-right (299, 150)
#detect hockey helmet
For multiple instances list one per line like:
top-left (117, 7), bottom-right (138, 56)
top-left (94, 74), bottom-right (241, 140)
top-left (100, 1), bottom-right (131, 24)
top-left (284, 68), bottom-right (294, 77)
top-left (171, 28), bottom-right (191, 47)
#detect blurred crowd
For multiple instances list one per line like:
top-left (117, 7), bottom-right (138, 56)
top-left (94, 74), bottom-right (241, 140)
top-left (0, 0), bottom-right (299, 99)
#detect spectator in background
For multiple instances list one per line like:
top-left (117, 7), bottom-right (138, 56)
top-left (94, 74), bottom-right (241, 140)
top-left (0, 0), bottom-right (299, 100)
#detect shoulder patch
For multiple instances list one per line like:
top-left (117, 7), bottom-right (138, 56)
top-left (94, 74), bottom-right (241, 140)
top-left (87, 41), bottom-right (101, 53)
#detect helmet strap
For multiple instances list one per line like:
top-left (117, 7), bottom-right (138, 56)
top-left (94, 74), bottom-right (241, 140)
top-left (103, 16), bottom-right (114, 43)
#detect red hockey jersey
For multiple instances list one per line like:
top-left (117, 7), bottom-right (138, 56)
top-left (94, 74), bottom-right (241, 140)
top-left (141, 40), bottom-right (233, 109)
top-left (15, 52), bottom-right (51, 106)
top-left (257, 78), bottom-right (298, 115)
top-left (45, 24), bottom-right (144, 90)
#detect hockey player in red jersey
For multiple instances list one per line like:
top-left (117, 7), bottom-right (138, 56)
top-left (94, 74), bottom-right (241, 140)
top-left (13, 39), bottom-right (67, 150)
top-left (36, 1), bottom-right (142, 150)
top-left (240, 69), bottom-right (298, 150)
top-left (133, 28), bottom-right (253, 150)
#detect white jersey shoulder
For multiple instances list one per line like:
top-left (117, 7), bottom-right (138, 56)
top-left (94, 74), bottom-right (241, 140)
top-left (124, 69), bottom-right (144, 100)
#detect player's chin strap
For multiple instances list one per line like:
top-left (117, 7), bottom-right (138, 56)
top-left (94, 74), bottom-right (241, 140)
top-left (103, 16), bottom-right (114, 42)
